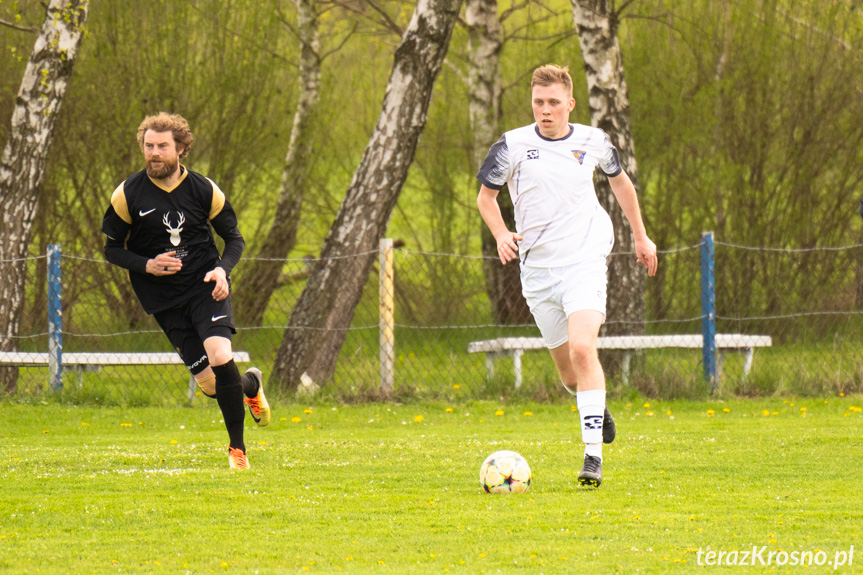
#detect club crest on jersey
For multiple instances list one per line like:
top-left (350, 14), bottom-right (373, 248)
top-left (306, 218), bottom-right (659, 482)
top-left (163, 211), bottom-right (185, 246)
top-left (526, 149), bottom-right (539, 160)
top-left (572, 150), bottom-right (586, 165)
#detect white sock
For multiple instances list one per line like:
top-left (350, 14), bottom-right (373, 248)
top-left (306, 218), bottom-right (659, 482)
top-left (577, 389), bottom-right (605, 461)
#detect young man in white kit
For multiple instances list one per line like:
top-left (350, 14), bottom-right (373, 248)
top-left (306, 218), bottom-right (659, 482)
top-left (476, 64), bottom-right (658, 487)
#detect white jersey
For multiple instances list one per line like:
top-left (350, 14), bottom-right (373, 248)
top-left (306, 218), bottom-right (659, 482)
top-left (477, 123), bottom-right (621, 267)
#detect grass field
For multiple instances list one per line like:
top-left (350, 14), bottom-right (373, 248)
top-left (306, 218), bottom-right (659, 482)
top-left (2, 397), bottom-right (862, 574)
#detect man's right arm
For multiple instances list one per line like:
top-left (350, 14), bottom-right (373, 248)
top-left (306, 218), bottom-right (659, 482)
top-left (477, 184), bottom-right (522, 265)
top-left (104, 236), bottom-right (149, 274)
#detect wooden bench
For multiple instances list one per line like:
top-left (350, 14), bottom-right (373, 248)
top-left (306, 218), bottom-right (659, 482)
top-left (0, 351), bottom-right (251, 401)
top-left (468, 334), bottom-right (772, 388)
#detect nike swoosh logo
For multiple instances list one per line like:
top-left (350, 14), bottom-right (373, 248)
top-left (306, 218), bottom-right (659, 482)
top-left (211, 315), bottom-right (227, 322)
top-left (139, 208), bottom-right (156, 216)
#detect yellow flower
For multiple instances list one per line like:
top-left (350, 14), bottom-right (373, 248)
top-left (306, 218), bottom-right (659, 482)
top-left (524, 411), bottom-right (533, 416)
top-left (170, 439), bottom-right (178, 444)
top-left (706, 410), bottom-right (715, 416)
top-left (291, 417), bottom-right (301, 423)
top-left (453, 384), bottom-right (461, 389)
top-left (414, 415), bottom-right (423, 423)
top-left (722, 408), bottom-right (730, 413)
top-left (643, 402), bottom-right (651, 408)
top-left (304, 409), bottom-right (313, 414)
top-left (495, 410), bottom-right (504, 416)
top-left (762, 410), bottom-right (770, 416)
top-left (646, 411), bottom-right (654, 416)
top-left (666, 410), bottom-right (672, 416)
top-left (445, 407), bottom-right (453, 413)
top-left (120, 423), bottom-right (132, 427)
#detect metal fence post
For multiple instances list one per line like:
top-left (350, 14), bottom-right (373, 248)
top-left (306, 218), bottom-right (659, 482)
top-left (379, 238), bottom-right (395, 396)
top-left (701, 232), bottom-right (717, 389)
top-left (47, 244), bottom-right (63, 389)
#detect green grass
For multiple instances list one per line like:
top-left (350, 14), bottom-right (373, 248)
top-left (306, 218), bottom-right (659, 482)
top-left (2, 397), bottom-right (862, 573)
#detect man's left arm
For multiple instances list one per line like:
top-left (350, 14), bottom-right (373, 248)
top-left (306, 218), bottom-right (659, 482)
top-left (608, 171), bottom-right (658, 277)
top-left (205, 181), bottom-right (245, 300)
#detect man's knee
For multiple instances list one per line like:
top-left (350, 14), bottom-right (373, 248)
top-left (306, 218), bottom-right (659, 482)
top-left (194, 369), bottom-right (217, 397)
top-left (569, 340), bottom-right (599, 371)
top-left (203, 336), bottom-right (233, 366)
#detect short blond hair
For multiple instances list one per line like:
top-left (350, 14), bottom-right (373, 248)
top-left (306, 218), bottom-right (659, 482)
top-left (136, 112), bottom-right (194, 159)
top-left (531, 64), bottom-right (573, 95)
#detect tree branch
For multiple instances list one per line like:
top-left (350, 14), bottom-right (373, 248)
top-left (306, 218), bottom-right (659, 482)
top-left (0, 17), bottom-right (38, 33)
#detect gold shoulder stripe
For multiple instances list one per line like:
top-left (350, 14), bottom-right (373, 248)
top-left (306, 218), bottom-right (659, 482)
top-left (208, 178), bottom-right (226, 220)
top-left (110, 182), bottom-right (131, 224)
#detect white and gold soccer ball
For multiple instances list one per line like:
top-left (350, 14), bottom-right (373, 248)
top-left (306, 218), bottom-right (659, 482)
top-left (479, 450), bottom-right (531, 494)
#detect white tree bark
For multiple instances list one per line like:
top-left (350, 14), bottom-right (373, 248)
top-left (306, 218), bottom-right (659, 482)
top-left (571, 0), bottom-right (645, 335)
top-left (272, 0), bottom-right (463, 390)
top-left (466, 0), bottom-right (532, 325)
top-left (236, 0), bottom-right (322, 325)
top-left (0, 0), bottom-right (90, 391)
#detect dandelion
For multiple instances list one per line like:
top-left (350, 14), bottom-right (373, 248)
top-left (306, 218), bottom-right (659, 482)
top-left (706, 410), bottom-right (715, 416)
top-left (643, 402), bottom-right (650, 408)
top-left (524, 411), bottom-right (533, 416)
top-left (762, 410), bottom-right (770, 416)
top-left (453, 384), bottom-right (461, 390)
top-left (81, 422), bottom-right (89, 426)
top-left (304, 409), bottom-right (313, 414)
top-left (306, 426), bottom-right (313, 430)
top-left (291, 417), bottom-right (301, 423)
top-left (170, 439), bottom-right (178, 444)
top-left (666, 410), bottom-right (672, 416)
top-left (414, 415), bottom-right (424, 423)
top-left (723, 408), bottom-right (730, 413)
top-left (280, 417), bottom-right (287, 421)
top-left (445, 408), bottom-right (453, 413)
top-left (800, 407), bottom-right (807, 412)
top-left (121, 423), bottom-right (132, 427)
top-left (571, 405), bottom-right (577, 412)
top-left (495, 410), bottom-right (504, 416)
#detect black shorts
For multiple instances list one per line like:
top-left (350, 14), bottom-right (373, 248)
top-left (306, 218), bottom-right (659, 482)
top-left (153, 294), bottom-right (236, 375)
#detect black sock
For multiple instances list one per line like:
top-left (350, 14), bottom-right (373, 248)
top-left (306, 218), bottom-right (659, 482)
top-left (212, 360), bottom-right (245, 452)
top-left (240, 371), bottom-right (260, 399)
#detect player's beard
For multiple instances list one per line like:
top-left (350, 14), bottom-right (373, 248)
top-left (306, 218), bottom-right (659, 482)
top-left (146, 156), bottom-right (179, 179)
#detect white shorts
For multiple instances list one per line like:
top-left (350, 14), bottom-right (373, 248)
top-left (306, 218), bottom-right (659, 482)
top-left (520, 258), bottom-right (608, 349)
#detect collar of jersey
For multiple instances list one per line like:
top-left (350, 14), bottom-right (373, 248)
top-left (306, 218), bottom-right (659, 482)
top-left (148, 165), bottom-right (189, 193)
top-left (533, 123), bottom-right (574, 142)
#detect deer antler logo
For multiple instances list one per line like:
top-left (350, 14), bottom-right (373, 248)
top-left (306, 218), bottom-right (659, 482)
top-left (163, 212), bottom-right (185, 246)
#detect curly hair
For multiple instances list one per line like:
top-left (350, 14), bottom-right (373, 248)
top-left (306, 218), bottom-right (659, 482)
top-left (531, 64), bottom-right (573, 95)
top-left (136, 112), bottom-right (195, 159)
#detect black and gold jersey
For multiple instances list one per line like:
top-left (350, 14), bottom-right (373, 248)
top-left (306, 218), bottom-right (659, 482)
top-left (102, 166), bottom-right (244, 314)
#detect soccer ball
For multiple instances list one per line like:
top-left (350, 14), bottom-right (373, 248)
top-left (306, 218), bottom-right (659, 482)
top-left (479, 450), bottom-right (531, 494)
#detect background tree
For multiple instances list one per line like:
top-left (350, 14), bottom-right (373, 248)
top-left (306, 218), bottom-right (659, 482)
top-left (570, 0), bottom-right (645, 338)
top-left (271, 0), bottom-right (464, 391)
top-left (0, 0), bottom-right (89, 391)
top-left (466, 0), bottom-right (532, 325)
top-left (235, 0), bottom-right (325, 325)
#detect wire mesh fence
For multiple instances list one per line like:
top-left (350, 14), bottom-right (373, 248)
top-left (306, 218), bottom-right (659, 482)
top-left (2, 236), bottom-right (862, 405)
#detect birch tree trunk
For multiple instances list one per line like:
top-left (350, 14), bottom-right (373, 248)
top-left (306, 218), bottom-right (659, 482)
top-left (0, 0), bottom-right (90, 392)
top-left (467, 0), bottom-right (532, 325)
top-left (235, 0), bottom-right (321, 325)
top-left (271, 0), bottom-right (463, 391)
top-left (571, 0), bottom-right (645, 336)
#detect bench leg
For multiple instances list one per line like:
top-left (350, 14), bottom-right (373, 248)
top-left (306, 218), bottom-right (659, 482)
top-left (513, 350), bottom-right (523, 389)
top-left (742, 347), bottom-right (754, 377)
top-left (621, 351), bottom-right (632, 386)
top-left (188, 374), bottom-right (197, 405)
top-left (485, 354), bottom-right (495, 380)
top-left (717, 351), bottom-right (725, 383)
